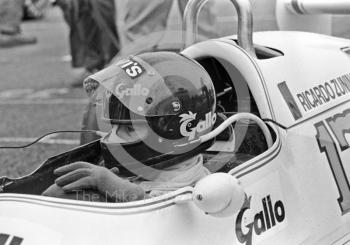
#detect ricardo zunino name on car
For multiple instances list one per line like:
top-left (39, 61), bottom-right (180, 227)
top-left (296, 73), bottom-right (350, 112)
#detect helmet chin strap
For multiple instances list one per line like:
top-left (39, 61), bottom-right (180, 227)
top-left (176, 113), bottom-right (274, 149)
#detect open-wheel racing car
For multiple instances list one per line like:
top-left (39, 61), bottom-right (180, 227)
top-left (1, 0), bottom-right (350, 244)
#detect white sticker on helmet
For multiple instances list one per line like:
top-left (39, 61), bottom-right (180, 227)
top-left (120, 58), bottom-right (145, 79)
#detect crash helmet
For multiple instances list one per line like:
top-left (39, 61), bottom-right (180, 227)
top-left (88, 51), bottom-right (216, 177)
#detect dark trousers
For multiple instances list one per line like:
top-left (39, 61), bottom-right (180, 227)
top-left (58, 0), bottom-right (119, 71)
top-left (114, 0), bottom-right (216, 59)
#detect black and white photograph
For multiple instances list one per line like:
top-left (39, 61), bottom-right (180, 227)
top-left (0, 0), bottom-right (350, 244)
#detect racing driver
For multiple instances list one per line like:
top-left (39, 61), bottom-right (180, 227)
top-left (43, 51), bottom-right (218, 202)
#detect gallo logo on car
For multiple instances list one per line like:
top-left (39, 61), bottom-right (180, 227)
top-left (235, 195), bottom-right (285, 245)
top-left (179, 111), bottom-right (216, 140)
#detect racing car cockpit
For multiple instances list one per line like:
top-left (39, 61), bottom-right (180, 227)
top-left (181, 19), bottom-right (281, 172)
top-left (0, 0), bottom-right (278, 199)
top-left (186, 51), bottom-right (277, 172)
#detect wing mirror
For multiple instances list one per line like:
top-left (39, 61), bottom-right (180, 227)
top-left (193, 173), bottom-right (245, 217)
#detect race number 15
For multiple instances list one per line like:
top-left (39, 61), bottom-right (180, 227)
top-left (315, 109), bottom-right (350, 215)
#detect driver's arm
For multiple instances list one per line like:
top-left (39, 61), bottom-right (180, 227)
top-left (43, 162), bottom-right (145, 202)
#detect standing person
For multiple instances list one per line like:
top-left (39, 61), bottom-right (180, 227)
top-left (56, 0), bottom-right (120, 87)
top-left (0, 0), bottom-right (37, 47)
top-left (114, 0), bottom-right (217, 60)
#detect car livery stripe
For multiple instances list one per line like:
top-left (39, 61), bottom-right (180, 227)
top-left (278, 81), bottom-right (303, 120)
top-left (0, 190), bottom-right (193, 215)
top-left (0, 197), bottom-right (176, 215)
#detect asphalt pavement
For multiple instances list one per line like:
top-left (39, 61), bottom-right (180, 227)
top-left (0, 7), bottom-right (87, 178)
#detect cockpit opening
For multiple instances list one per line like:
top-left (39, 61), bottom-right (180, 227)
top-left (195, 56), bottom-right (276, 173)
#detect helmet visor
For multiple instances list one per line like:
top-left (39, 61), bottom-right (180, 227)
top-left (91, 56), bottom-right (174, 122)
top-left (90, 55), bottom-right (213, 124)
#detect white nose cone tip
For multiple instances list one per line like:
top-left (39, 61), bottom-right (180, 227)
top-left (193, 173), bottom-right (245, 218)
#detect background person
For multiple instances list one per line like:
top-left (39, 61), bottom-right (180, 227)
top-left (0, 0), bottom-right (37, 47)
top-left (113, 0), bottom-right (218, 60)
top-left (56, 0), bottom-right (120, 87)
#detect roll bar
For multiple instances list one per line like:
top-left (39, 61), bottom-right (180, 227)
top-left (183, 0), bottom-right (256, 58)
